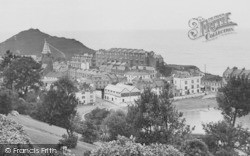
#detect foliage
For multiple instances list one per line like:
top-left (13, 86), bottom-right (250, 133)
top-left (0, 87), bottom-right (17, 115)
top-left (89, 135), bottom-right (184, 156)
top-left (156, 61), bottom-right (173, 77)
top-left (217, 77), bottom-right (250, 126)
top-left (181, 139), bottom-right (211, 156)
top-left (0, 114), bottom-right (32, 155)
top-left (41, 77), bottom-right (78, 136)
top-left (2, 56), bottom-right (43, 99)
top-left (214, 149), bottom-right (237, 156)
top-left (203, 120), bottom-right (250, 155)
top-left (126, 82), bottom-right (192, 145)
top-left (85, 107), bottom-right (110, 126)
top-left (58, 134), bottom-right (78, 149)
top-left (0, 50), bottom-right (20, 71)
top-left (101, 110), bottom-right (130, 141)
top-left (81, 120), bottom-right (99, 144)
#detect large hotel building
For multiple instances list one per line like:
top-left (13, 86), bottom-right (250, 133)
top-left (94, 48), bottom-right (164, 68)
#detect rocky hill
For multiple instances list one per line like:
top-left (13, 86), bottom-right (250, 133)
top-left (0, 28), bottom-right (95, 60)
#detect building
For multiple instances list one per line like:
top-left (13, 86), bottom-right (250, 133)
top-left (201, 74), bottom-right (222, 92)
top-left (42, 72), bottom-right (67, 90)
top-left (132, 78), bottom-right (165, 95)
top-left (125, 69), bottom-right (156, 83)
top-left (99, 60), bottom-right (130, 75)
top-left (41, 40), bottom-right (53, 75)
top-left (75, 83), bottom-right (96, 105)
top-left (95, 48), bottom-right (163, 68)
top-left (104, 83), bottom-right (140, 105)
top-left (69, 53), bottom-right (93, 69)
top-left (172, 72), bottom-right (202, 96)
top-left (222, 67), bottom-right (250, 85)
top-left (53, 61), bottom-right (68, 72)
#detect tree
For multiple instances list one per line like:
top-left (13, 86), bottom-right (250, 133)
top-left (0, 50), bottom-right (20, 71)
top-left (203, 121), bottom-right (250, 155)
top-left (217, 77), bottom-right (250, 126)
top-left (42, 77), bottom-right (78, 136)
top-left (85, 107), bottom-right (110, 127)
top-left (2, 56), bottom-right (43, 99)
top-left (81, 120), bottom-right (99, 144)
top-left (126, 82), bottom-right (193, 145)
top-left (101, 110), bottom-right (130, 141)
top-left (0, 87), bottom-right (16, 115)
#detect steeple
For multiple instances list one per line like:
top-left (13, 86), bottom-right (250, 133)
top-left (42, 39), bottom-right (51, 54)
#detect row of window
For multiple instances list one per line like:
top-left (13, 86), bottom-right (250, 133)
top-left (184, 84), bottom-right (200, 90)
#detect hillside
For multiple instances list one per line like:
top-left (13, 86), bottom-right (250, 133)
top-left (0, 28), bottom-right (95, 60)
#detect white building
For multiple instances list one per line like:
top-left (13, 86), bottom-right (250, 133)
top-left (76, 83), bottom-right (96, 105)
top-left (76, 90), bottom-right (95, 105)
top-left (173, 74), bottom-right (202, 96)
top-left (124, 71), bottom-right (154, 83)
top-left (104, 83), bottom-right (140, 105)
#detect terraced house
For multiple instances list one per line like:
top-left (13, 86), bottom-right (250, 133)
top-left (222, 67), bottom-right (250, 85)
top-left (95, 48), bottom-right (163, 68)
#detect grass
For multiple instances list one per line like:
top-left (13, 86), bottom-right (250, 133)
top-left (8, 115), bottom-right (96, 156)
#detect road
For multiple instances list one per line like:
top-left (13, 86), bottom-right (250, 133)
top-left (77, 97), bottom-right (126, 120)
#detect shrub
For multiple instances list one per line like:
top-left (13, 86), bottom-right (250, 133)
top-left (181, 139), bottom-right (211, 156)
top-left (215, 149), bottom-right (237, 156)
top-left (89, 135), bottom-right (184, 156)
top-left (0, 114), bottom-right (32, 155)
top-left (58, 134), bottom-right (78, 149)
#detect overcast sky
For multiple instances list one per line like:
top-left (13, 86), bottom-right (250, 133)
top-left (0, 0), bottom-right (249, 33)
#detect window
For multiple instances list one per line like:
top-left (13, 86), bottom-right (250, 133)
top-left (185, 86), bottom-right (188, 90)
top-left (197, 84), bottom-right (199, 88)
top-left (185, 81), bottom-right (187, 84)
top-left (191, 85), bottom-right (194, 89)
top-left (197, 79), bottom-right (199, 83)
top-left (191, 80), bottom-right (194, 83)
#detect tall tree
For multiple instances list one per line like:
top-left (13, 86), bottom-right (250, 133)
top-left (216, 77), bottom-right (250, 126)
top-left (42, 77), bottom-right (78, 136)
top-left (126, 82), bottom-right (192, 145)
top-left (102, 110), bottom-right (130, 141)
top-left (203, 121), bottom-right (250, 155)
top-left (2, 56), bottom-right (42, 98)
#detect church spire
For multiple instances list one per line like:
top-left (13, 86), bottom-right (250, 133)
top-left (42, 39), bottom-right (51, 54)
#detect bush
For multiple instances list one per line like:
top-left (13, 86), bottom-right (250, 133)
top-left (89, 135), bottom-right (184, 156)
top-left (0, 114), bottom-right (32, 155)
top-left (181, 139), bottom-right (211, 156)
top-left (58, 134), bottom-right (78, 149)
top-left (215, 149), bottom-right (237, 156)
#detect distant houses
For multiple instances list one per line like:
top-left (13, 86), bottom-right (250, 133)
top-left (201, 74), bottom-right (222, 92)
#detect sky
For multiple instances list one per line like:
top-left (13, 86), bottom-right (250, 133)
top-left (0, 0), bottom-right (249, 34)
